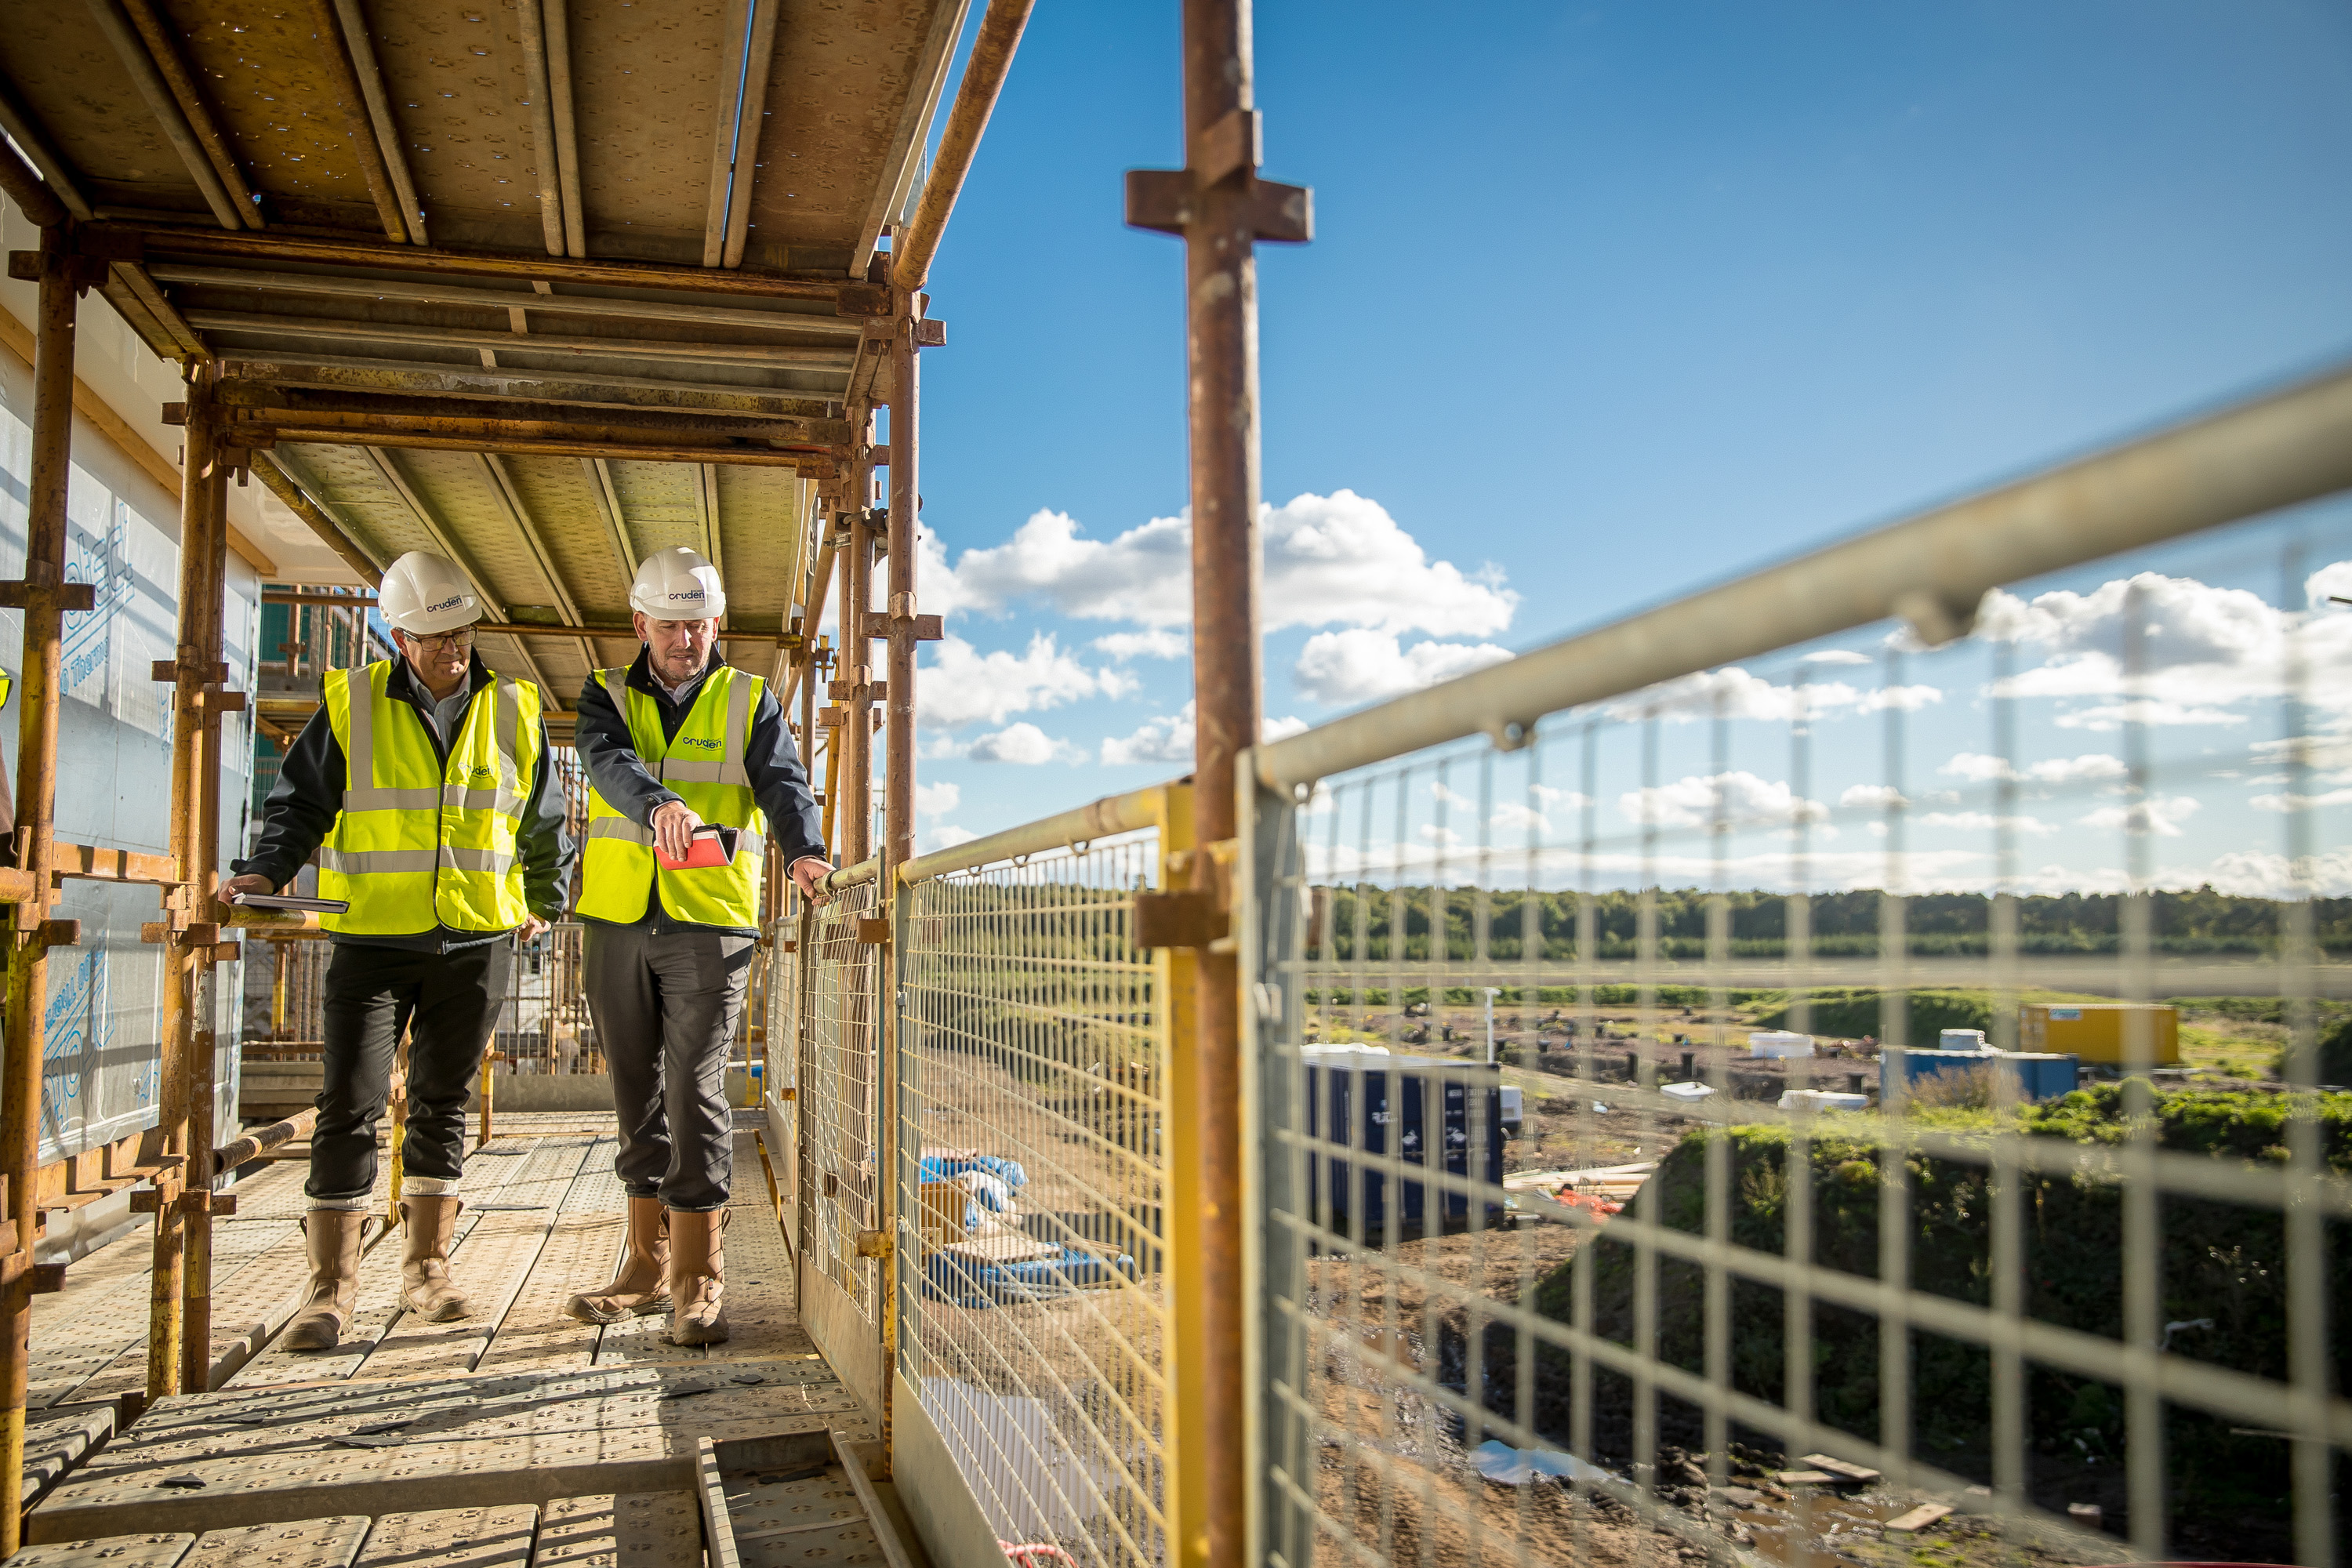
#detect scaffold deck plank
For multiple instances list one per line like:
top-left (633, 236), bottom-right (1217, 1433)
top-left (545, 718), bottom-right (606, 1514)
top-left (532, 1494), bottom-right (702, 1568)
top-left (353, 1506), bottom-right (537, 1568)
top-left (7, 1534), bottom-right (194, 1568)
top-left (475, 1163), bottom-right (628, 1377)
top-left (352, 1138), bottom-right (597, 1384)
top-left (29, 1362), bottom-right (864, 1542)
top-left (183, 1516), bottom-right (371, 1568)
top-left (228, 1137), bottom-right (546, 1388)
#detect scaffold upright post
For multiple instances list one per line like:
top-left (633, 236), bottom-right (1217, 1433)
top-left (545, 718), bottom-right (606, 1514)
top-left (840, 441), bottom-right (876, 869)
top-left (149, 362), bottom-right (218, 1403)
top-left (178, 425), bottom-right (230, 1392)
top-left (0, 220), bottom-right (83, 1559)
top-left (1131, 0), bottom-right (1313, 1559)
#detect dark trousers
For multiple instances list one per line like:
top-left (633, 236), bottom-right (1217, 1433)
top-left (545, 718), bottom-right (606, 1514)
top-left (583, 920), bottom-right (753, 1212)
top-left (309, 940), bottom-right (510, 1204)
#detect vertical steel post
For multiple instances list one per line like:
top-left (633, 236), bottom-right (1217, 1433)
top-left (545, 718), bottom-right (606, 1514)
top-left (149, 365), bottom-right (216, 1403)
top-left (178, 436), bottom-right (228, 1392)
top-left (884, 315), bottom-right (918, 876)
top-left (876, 299), bottom-right (921, 1470)
top-left (840, 436), bottom-right (875, 869)
top-left (0, 223), bottom-right (82, 1559)
top-left (1178, 4), bottom-right (1262, 1562)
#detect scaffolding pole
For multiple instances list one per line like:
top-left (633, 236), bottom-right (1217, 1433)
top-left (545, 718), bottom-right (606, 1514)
top-left (1127, 2), bottom-right (1312, 1561)
top-left (179, 403), bottom-right (230, 1394)
top-left (0, 222), bottom-right (86, 1559)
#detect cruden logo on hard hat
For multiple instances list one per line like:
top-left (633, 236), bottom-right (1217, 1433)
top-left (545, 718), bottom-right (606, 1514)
top-left (630, 546), bottom-right (728, 622)
top-left (379, 551), bottom-right (482, 637)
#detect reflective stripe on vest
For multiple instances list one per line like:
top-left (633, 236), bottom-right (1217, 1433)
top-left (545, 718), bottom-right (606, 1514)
top-left (576, 662), bottom-right (767, 928)
top-left (316, 662), bottom-right (541, 935)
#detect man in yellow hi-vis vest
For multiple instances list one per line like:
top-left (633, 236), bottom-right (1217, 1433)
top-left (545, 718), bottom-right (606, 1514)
top-left (227, 552), bottom-right (575, 1351)
top-left (566, 548), bottom-right (830, 1345)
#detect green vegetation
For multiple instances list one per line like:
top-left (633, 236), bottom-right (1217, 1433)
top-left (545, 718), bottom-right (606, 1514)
top-left (1308, 884), bottom-right (2352, 960)
top-left (1520, 1084), bottom-right (2351, 1546)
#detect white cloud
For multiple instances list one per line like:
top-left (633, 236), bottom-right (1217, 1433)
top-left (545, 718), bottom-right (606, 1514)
top-left (920, 634), bottom-right (1116, 728)
top-left (1913, 811), bottom-right (2060, 836)
top-left (2194, 848), bottom-right (2352, 898)
top-left (1093, 628), bottom-right (1189, 661)
top-left (1099, 702), bottom-right (1307, 766)
top-left (1801, 649), bottom-right (1873, 666)
top-left (915, 781), bottom-right (960, 818)
top-left (1605, 666), bottom-right (1941, 724)
top-left (966, 723), bottom-right (1079, 765)
top-left (2053, 700), bottom-right (2246, 731)
top-left (2077, 795), bottom-right (2201, 837)
top-left (1293, 630), bottom-right (1513, 706)
top-left (925, 824), bottom-right (978, 852)
top-left (1940, 751), bottom-right (2127, 786)
top-left (2249, 786), bottom-right (2352, 813)
top-left (1840, 784), bottom-right (1909, 811)
top-left (1980, 565), bottom-right (2352, 727)
top-left (935, 491), bottom-right (1517, 637)
top-left (1619, 771), bottom-right (1828, 831)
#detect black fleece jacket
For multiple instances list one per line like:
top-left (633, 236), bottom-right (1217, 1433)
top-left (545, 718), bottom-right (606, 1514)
top-left (234, 654), bottom-right (577, 952)
top-left (572, 648), bottom-right (825, 937)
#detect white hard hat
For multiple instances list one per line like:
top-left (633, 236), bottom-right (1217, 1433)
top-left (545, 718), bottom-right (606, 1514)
top-left (377, 552), bottom-right (482, 636)
top-left (630, 546), bottom-right (727, 621)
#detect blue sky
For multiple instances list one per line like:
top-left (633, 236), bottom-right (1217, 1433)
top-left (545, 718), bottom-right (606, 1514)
top-left (877, 2), bottom-right (2352, 881)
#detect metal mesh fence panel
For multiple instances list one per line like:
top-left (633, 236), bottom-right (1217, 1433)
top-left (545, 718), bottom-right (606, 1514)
top-left (806, 877), bottom-right (884, 1324)
top-left (493, 923), bottom-right (598, 1074)
top-left (898, 827), bottom-right (1174, 1568)
top-left (1250, 512), bottom-right (2352, 1567)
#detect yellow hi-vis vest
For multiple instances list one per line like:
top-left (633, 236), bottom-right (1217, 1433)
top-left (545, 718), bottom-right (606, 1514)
top-left (576, 663), bottom-right (768, 928)
top-left (318, 661), bottom-right (543, 935)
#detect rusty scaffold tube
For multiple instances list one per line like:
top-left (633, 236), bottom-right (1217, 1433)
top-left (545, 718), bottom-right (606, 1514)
top-left (179, 412), bottom-right (230, 1393)
top-left (840, 448), bottom-right (876, 869)
top-left (1127, 0), bottom-right (1313, 1560)
top-left (0, 222), bottom-right (86, 1559)
top-left (148, 365), bottom-right (220, 1402)
top-left (888, 0), bottom-right (1036, 294)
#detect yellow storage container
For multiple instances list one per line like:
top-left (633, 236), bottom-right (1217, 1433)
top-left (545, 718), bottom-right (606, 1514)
top-left (2016, 1003), bottom-right (2180, 1066)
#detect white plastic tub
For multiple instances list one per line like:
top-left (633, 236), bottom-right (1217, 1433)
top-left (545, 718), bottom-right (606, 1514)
top-left (1779, 1088), bottom-right (1868, 1112)
top-left (1748, 1030), bottom-right (1815, 1059)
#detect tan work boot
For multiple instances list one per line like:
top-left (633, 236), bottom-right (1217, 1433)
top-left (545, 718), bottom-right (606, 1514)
top-left (283, 1210), bottom-right (367, 1351)
top-left (565, 1196), bottom-right (671, 1323)
top-left (664, 1207), bottom-right (730, 1346)
top-left (399, 1194), bottom-right (476, 1321)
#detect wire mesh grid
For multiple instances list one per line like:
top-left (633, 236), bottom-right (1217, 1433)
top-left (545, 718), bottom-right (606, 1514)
top-left (493, 924), bottom-right (600, 1074)
top-left (1250, 514), bottom-right (2352, 1568)
top-left (242, 937), bottom-right (330, 1058)
top-left (805, 876), bottom-right (884, 1323)
top-left (896, 829), bottom-right (1174, 1567)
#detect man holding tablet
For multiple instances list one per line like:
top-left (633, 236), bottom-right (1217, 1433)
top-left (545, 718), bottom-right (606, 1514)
top-left (566, 546), bottom-right (830, 1345)
top-left (227, 550), bottom-right (575, 1349)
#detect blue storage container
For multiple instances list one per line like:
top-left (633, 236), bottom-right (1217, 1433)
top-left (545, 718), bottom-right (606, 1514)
top-left (1301, 1049), bottom-right (1505, 1236)
top-left (1895, 1048), bottom-right (2078, 1100)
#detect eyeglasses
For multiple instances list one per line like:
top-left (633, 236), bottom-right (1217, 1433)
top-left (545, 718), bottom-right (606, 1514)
top-left (404, 629), bottom-right (474, 655)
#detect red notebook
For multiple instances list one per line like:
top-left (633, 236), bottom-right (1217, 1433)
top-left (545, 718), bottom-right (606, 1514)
top-left (655, 825), bottom-right (739, 871)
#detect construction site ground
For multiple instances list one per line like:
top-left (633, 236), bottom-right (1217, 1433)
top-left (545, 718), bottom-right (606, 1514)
top-left (12, 1112), bottom-right (920, 1568)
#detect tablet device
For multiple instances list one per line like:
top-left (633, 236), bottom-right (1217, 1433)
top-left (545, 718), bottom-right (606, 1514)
top-left (228, 891), bottom-right (351, 914)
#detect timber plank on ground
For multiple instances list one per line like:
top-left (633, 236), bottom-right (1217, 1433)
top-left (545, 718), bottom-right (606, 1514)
top-left (183, 1515), bottom-right (371, 1568)
top-left (29, 1362), bottom-right (862, 1542)
top-left (353, 1506), bottom-right (537, 1568)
